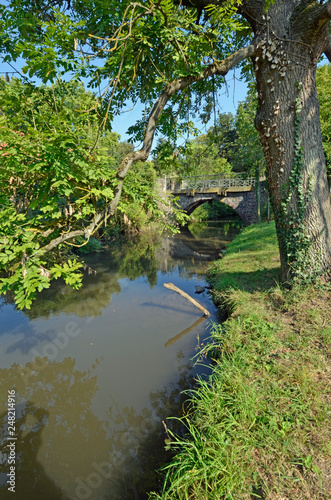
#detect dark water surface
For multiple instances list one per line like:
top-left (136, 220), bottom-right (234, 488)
top-left (0, 220), bottom-right (243, 500)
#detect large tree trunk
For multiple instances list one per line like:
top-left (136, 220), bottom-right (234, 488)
top-left (248, 1), bottom-right (331, 281)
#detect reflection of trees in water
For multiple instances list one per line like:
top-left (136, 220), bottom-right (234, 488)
top-left (10, 233), bottom-right (163, 321)
top-left (23, 271), bottom-right (122, 319)
top-left (1, 223), bottom-right (238, 320)
top-left (0, 354), bottom-right (198, 500)
top-left (0, 403), bottom-right (69, 500)
top-left (103, 351), bottom-right (197, 500)
top-left (156, 221), bottom-right (244, 279)
top-left (187, 220), bottom-right (244, 243)
top-left (0, 224), bottom-right (219, 499)
top-left (0, 358), bottom-right (102, 499)
top-left (106, 232), bottom-right (160, 288)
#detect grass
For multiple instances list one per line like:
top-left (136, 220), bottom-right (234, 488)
top-left (149, 222), bottom-right (331, 500)
top-left (208, 222), bottom-right (280, 295)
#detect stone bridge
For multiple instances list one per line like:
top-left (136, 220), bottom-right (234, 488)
top-left (158, 174), bottom-right (268, 224)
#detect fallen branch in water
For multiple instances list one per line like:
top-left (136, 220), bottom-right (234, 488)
top-left (163, 283), bottom-right (211, 317)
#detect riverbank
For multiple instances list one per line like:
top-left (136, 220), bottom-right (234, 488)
top-left (149, 222), bottom-right (331, 499)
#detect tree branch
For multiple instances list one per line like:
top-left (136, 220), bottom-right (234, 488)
top-left (294, 0), bottom-right (331, 38)
top-left (33, 40), bottom-right (258, 259)
top-left (37, 229), bottom-right (87, 255)
top-left (322, 0), bottom-right (331, 19)
top-left (34, 210), bottom-right (105, 257)
top-left (324, 34), bottom-right (331, 61)
top-left (108, 40), bottom-right (258, 216)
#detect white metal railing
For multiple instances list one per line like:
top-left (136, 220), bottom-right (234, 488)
top-left (165, 174), bottom-right (256, 192)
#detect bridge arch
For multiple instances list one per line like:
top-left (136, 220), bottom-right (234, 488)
top-left (184, 196), bottom-right (243, 220)
top-left (157, 174), bottom-right (268, 225)
top-left (179, 191), bottom-right (261, 225)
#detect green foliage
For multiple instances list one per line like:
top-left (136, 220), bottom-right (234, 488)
top-left (152, 139), bottom-right (182, 176)
top-left (1, 0), bottom-right (330, 300)
top-left (232, 86), bottom-right (266, 175)
top-left (0, 1), bottom-right (83, 80)
top-left (0, 77), bottom-right (167, 308)
top-left (152, 121), bottom-right (234, 178)
top-left (207, 113), bottom-right (238, 167)
top-left (189, 200), bottom-right (240, 222)
top-left (118, 160), bottom-right (186, 232)
top-left (74, 237), bottom-right (102, 254)
top-left (153, 90), bottom-right (266, 178)
top-left (178, 136), bottom-right (233, 177)
top-left (265, 0), bottom-right (275, 12)
top-left (119, 178), bottom-right (157, 230)
top-left (0, 204), bottom-right (84, 309)
top-left (316, 64), bottom-right (331, 185)
top-left (0, 0), bottom-right (249, 142)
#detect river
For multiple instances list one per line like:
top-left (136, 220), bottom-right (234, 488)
top-left (0, 220), bottom-right (243, 500)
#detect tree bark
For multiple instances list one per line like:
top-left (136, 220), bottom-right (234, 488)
top-left (249, 0), bottom-right (331, 280)
top-left (324, 35), bottom-right (331, 60)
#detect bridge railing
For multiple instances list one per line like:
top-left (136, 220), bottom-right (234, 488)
top-left (165, 173), bottom-right (256, 192)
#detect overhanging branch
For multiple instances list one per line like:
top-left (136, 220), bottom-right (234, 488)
top-left (34, 40), bottom-right (258, 259)
top-left (35, 210), bottom-right (106, 257)
top-left (108, 40), bottom-right (258, 216)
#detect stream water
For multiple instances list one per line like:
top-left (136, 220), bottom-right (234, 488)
top-left (0, 220), bottom-right (243, 500)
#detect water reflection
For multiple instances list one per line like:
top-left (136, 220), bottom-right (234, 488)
top-left (0, 354), bottom-right (195, 500)
top-left (5, 328), bottom-right (57, 356)
top-left (0, 402), bottom-right (68, 499)
top-left (1, 222), bottom-right (243, 321)
top-left (0, 221), bottom-right (243, 499)
top-left (159, 220), bottom-right (245, 276)
top-left (165, 316), bottom-right (207, 348)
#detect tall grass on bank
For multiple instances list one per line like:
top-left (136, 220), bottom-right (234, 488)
top-left (149, 223), bottom-right (331, 499)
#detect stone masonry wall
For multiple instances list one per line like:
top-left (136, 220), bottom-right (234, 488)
top-left (176, 182), bottom-right (268, 224)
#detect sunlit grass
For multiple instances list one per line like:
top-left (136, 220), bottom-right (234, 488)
top-left (208, 222), bottom-right (280, 293)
